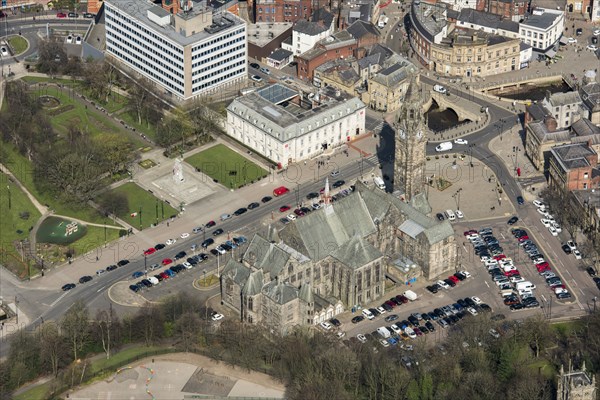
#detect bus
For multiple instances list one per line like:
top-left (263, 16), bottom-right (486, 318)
top-left (273, 186), bottom-right (290, 197)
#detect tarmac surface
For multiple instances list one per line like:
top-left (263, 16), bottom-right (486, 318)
top-left (68, 352), bottom-right (286, 399)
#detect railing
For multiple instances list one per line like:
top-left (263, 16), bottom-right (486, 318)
top-left (470, 71), bottom-right (566, 90)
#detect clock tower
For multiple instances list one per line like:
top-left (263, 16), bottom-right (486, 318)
top-left (394, 74), bottom-right (427, 201)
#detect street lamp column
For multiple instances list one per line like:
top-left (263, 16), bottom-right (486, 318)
top-left (6, 185), bottom-right (11, 209)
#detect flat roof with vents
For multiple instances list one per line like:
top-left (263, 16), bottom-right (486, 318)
top-left (257, 84), bottom-right (297, 105)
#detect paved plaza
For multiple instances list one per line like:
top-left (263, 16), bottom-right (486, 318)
top-left (69, 353), bottom-right (286, 400)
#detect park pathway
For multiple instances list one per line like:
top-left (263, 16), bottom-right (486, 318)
top-left (0, 163), bottom-right (48, 215)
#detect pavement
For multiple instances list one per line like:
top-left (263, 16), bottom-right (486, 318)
top-left (68, 352), bottom-right (285, 399)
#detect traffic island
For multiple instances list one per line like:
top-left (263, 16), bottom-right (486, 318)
top-left (193, 274), bottom-right (219, 290)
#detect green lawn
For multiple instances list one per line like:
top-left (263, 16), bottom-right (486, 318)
top-left (70, 225), bottom-right (124, 259)
top-left (185, 144), bottom-right (268, 189)
top-left (21, 76), bottom-right (78, 85)
top-left (2, 144), bottom-right (116, 226)
top-left (90, 345), bottom-right (169, 374)
top-left (0, 177), bottom-right (42, 279)
top-left (100, 183), bottom-right (178, 230)
top-left (8, 36), bottom-right (28, 55)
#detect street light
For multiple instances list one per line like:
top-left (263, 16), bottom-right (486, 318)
top-left (155, 199), bottom-right (158, 225)
top-left (203, 269), bottom-right (207, 287)
top-left (144, 254), bottom-right (147, 276)
top-left (6, 185), bottom-right (11, 209)
top-left (139, 206), bottom-right (143, 231)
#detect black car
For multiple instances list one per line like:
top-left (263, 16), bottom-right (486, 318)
top-left (187, 257), bottom-right (199, 266)
top-left (129, 284), bottom-right (140, 293)
top-left (509, 303), bottom-right (524, 310)
top-left (198, 253), bottom-right (209, 260)
top-left (83, 12), bottom-right (95, 18)
top-left (261, 196), bottom-right (273, 203)
top-left (117, 259), bottom-right (130, 266)
top-left (480, 304), bottom-right (492, 312)
top-left (332, 180), bottom-right (345, 188)
top-left (213, 228), bottom-right (224, 236)
top-left (464, 297), bottom-right (476, 307)
top-left (587, 267), bottom-right (597, 276)
top-left (516, 196), bottom-right (524, 205)
top-left (248, 202), bottom-right (260, 210)
top-left (351, 316), bottom-right (364, 323)
top-left (507, 216), bottom-right (519, 225)
top-left (436, 213), bottom-right (445, 221)
top-left (330, 318), bottom-right (342, 327)
top-left (443, 278), bottom-right (456, 287)
top-left (210, 249), bottom-right (219, 256)
top-left (407, 315), bottom-right (419, 326)
top-left (234, 207), bottom-right (248, 216)
top-left (562, 244), bottom-right (572, 254)
top-left (140, 279), bottom-right (152, 287)
top-left (154, 243), bottom-right (166, 250)
top-left (426, 284), bottom-right (439, 294)
top-left (106, 265), bottom-right (118, 271)
top-left (300, 207), bottom-right (312, 214)
top-left (385, 314), bottom-right (399, 322)
top-left (577, 28), bottom-right (583, 35)
top-left (154, 274), bottom-right (164, 282)
top-left (454, 272), bottom-right (466, 281)
top-left (62, 283), bottom-right (76, 291)
top-left (425, 321), bottom-right (435, 332)
top-left (68, 12), bottom-right (78, 17)
top-left (201, 238), bottom-right (215, 248)
top-left (79, 275), bottom-right (93, 284)
top-left (369, 308), bottom-right (380, 317)
top-left (250, 62), bottom-right (260, 69)
top-left (306, 192), bottom-right (319, 199)
top-left (221, 243), bottom-right (232, 251)
top-left (174, 251), bottom-right (187, 260)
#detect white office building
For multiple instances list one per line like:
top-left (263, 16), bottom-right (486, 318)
top-left (104, 0), bottom-right (247, 100)
top-left (519, 8), bottom-right (565, 52)
top-left (227, 84), bottom-right (366, 168)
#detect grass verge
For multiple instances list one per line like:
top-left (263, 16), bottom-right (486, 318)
top-left (8, 36), bottom-right (28, 55)
top-left (185, 144), bottom-right (268, 189)
top-left (90, 345), bottom-right (169, 374)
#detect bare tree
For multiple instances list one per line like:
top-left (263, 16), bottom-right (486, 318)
top-left (95, 306), bottom-right (120, 360)
top-left (39, 323), bottom-right (68, 377)
top-left (61, 301), bottom-right (90, 362)
top-left (126, 78), bottom-right (163, 126)
top-left (174, 312), bottom-right (201, 352)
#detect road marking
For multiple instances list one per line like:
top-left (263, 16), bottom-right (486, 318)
top-left (571, 279), bottom-right (578, 286)
top-left (580, 288), bottom-right (585, 296)
top-left (541, 294), bottom-right (546, 302)
top-left (566, 270), bottom-right (573, 278)
top-left (96, 285), bottom-right (106, 293)
top-left (484, 281), bottom-right (489, 288)
top-left (50, 291), bottom-right (70, 307)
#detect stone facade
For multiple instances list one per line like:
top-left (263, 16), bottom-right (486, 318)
top-left (220, 182), bottom-right (457, 334)
top-left (557, 362), bottom-right (597, 400)
top-left (394, 75), bottom-right (428, 201)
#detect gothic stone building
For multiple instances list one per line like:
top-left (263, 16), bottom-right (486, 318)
top-left (220, 182), bottom-right (456, 334)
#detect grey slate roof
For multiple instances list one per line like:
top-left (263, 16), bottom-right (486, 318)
top-left (294, 19), bottom-right (329, 36)
top-left (312, 8), bottom-right (335, 27)
top-left (244, 234), bottom-right (290, 277)
top-left (298, 282), bottom-right (314, 304)
top-left (268, 48), bottom-right (293, 62)
top-left (330, 235), bottom-right (382, 269)
top-left (548, 91), bottom-right (581, 107)
top-left (221, 258), bottom-right (250, 286)
top-left (521, 10), bottom-right (562, 30)
top-left (551, 143), bottom-right (596, 170)
top-left (458, 9), bottom-right (503, 28)
top-left (347, 20), bottom-right (380, 40)
top-left (528, 120), bottom-right (570, 142)
top-left (262, 280), bottom-right (298, 305)
top-left (242, 269), bottom-right (264, 296)
top-left (371, 57), bottom-right (417, 88)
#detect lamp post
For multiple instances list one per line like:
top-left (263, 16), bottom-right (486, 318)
top-left (161, 200), bottom-right (164, 220)
top-left (6, 185), bottom-right (11, 209)
top-left (139, 206), bottom-right (142, 231)
top-left (155, 199), bottom-right (158, 225)
top-left (295, 183), bottom-right (300, 208)
top-left (203, 269), bottom-right (207, 287)
top-left (144, 254), bottom-right (147, 276)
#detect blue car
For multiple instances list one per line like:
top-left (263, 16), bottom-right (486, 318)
top-left (129, 284), bottom-right (140, 293)
top-left (165, 269), bottom-right (176, 277)
top-left (225, 240), bottom-right (237, 249)
top-left (233, 236), bottom-right (247, 244)
top-left (132, 271), bottom-right (144, 279)
top-left (387, 337), bottom-right (398, 346)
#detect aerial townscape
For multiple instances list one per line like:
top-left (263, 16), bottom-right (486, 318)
top-left (1, 0), bottom-right (600, 397)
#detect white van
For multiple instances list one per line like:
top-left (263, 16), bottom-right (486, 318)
top-left (515, 281), bottom-right (536, 291)
top-left (435, 142), bottom-right (453, 152)
top-left (362, 309), bottom-right (374, 320)
top-left (373, 176), bottom-right (386, 190)
top-left (433, 84), bottom-right (447, 94)
top-left (148, 276), bottom-right (159, 286)
top-left (444, 210), bottom-right (456, 221)
top-left (377, 326), bottom-right (391, 338)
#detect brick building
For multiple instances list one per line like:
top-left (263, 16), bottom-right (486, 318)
top-left (296, 31), bottom-right (357, 80)
top-left (548, 143), bottom-right (600, 191)
top-left (250, 0), bottom-right (312, 23)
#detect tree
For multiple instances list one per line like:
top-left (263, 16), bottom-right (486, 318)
top-left (81, 61), bottom-right (121, 103)
top-left (132, 304), bottom-right (164, 346)
top-left (39, 323), bottom-right (68, 377)
top-left (174, 312), bottom-right (201, 352)
top-left (155, 108), bottom-right (193, 150)
top-left (98, 191), bottom-right (129, 217)
top-left (126, 78), bottom-right (163, 126)
top-left (187, 101), bottom-right (222, 143)
top-left (36, 39), bottom-right (67, 77)
top-left (95, 133), bottom-right (135, 176)
top-left (61, 301), bottom-right (90, 362)
top-left (95, 307), bottom-right (121, 360)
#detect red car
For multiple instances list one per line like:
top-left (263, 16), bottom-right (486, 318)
top-left (536, 262), bottom-right (549, 269)
top-left (504, 270), bottom-right (520, 277)
top-left (385, 300), bottom-right (396, 308)
top-left (463, 230), bottom-right (477, 236)
top-left (493, 255), bottom-right (507, 261)
top-left (294, 209), bottom-right (305, 216)
top-left (144, 248), bottom-right (156, 256)
top-left (205, 220), bottom-right (216, 228)
top-left (518, 235), bottom-right (530, 242)
top-left (161, 258), bottom-right (173, 266)
top-left (279, 205), bottom-right (291, 212)
top-left (396, 295), bottom-right (409, 304)
top-left (537, 265), bottom-right (551, 273)
top-left (56, 12), bottom-right (67, 18)
top-left (448, 275), bottom-right (460, 283)
top-left (160, 272), bottom-right (170, 280)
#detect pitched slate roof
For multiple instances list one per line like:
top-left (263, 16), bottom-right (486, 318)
top-left (547, 91), bottom-right (581, 107)
top-left (242, 269), bottom-right (264, 296)
top-left (347, 20), bottom-right (380, 40)
top-left (262, 280), bottom-right (299, 305)
top-left (244, 235), bottom-right (291, 277)
top-left (551, 143), bottom-right (596, 170)
top-left (312, 8), bottom-right (334, 27)
top-left (571, 118), bottom-right (600, 137)
top-left (330, 235), bottom-right (382, 269)
top-left (221, 259), bottom-right (250, 286)
top-left (294, 19), bottom-right (329, 36)
top-left (298, 282), bottom-right (314, 304)
top-left (268, 48), bottom-right (293, 62)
